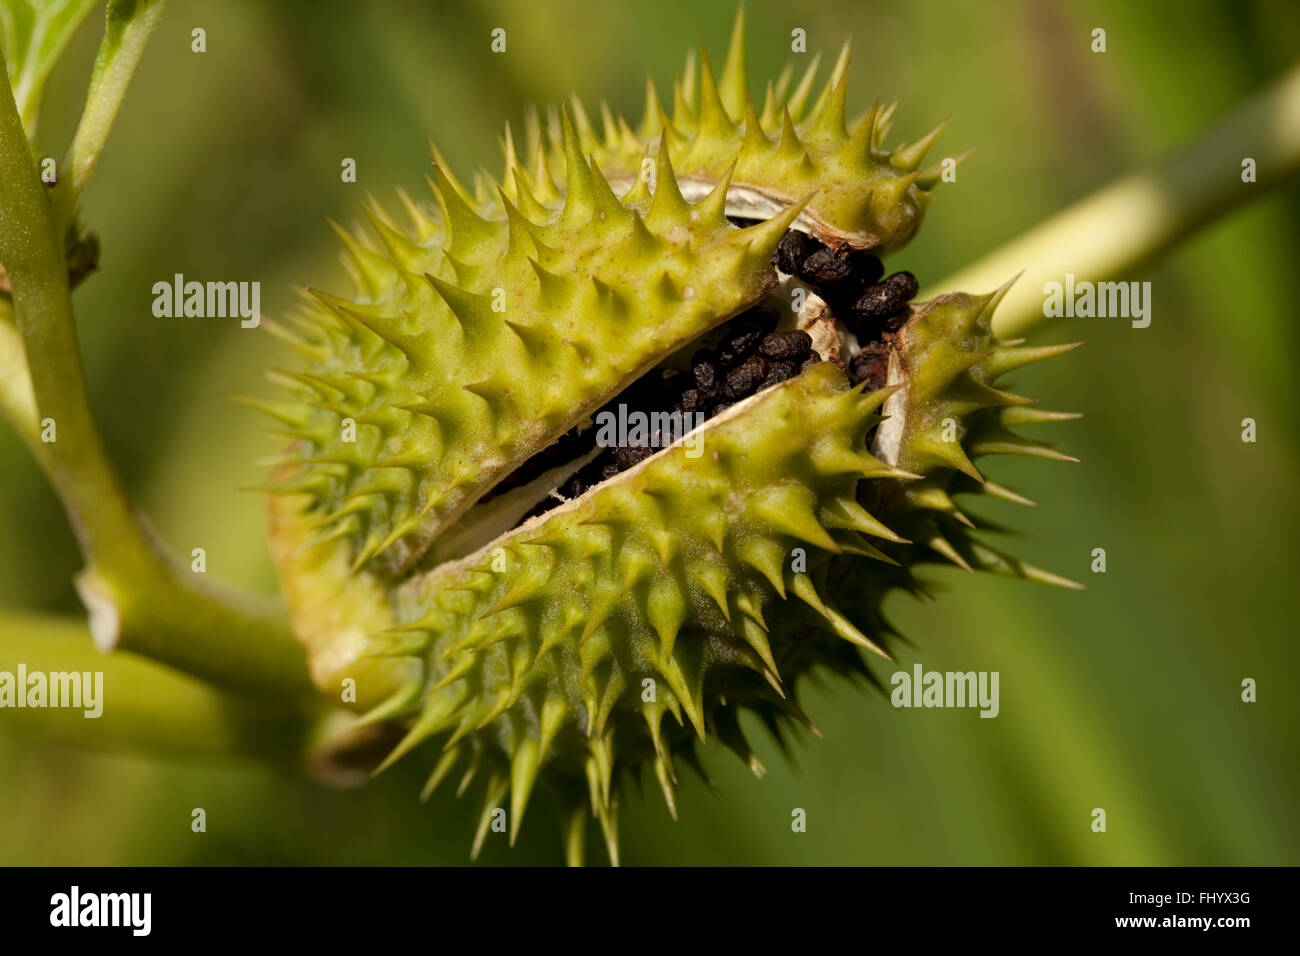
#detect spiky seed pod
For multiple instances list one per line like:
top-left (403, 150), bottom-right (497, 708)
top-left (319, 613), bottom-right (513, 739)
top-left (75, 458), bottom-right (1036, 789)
top-left (265, 131), bottom-right (802, 577)
top-left (257, 10), bottom-right (1078, 865)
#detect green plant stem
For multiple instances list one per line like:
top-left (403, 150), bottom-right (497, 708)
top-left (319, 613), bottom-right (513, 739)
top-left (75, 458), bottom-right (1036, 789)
top-left (54, 0), bottom-right (168, 224)
top-left (0, 304), bottom-right (38, 450)
top-left (927, 62), bottom-right (1300, 339)
top-left (0, 611), bottom-right (315, 760)
top-left (0, 45), bottom-right (313, 701)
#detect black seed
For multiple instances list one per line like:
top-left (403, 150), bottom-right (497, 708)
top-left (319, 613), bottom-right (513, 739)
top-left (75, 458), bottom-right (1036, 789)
top-left (723, 354), bottom-right (768, 399)
top-left (887, 270), bottom-right (919, 300)
top-left (691, 349), bottom-right (719, 390)
top-left (759, 329), bottom-right (812, 360)
top-left (600, 463), bottom-right (620, 481)
top-left (762, 360), bottom-right (799, 388)
top-left (679, 388), bottom-right (700, 413)
top-left (852, 282), bottom-right (905, 319)
top-left (852, 271), bottom-right (918, 319)
top-left (798, 248), bottom-right (855, 288)
top-left (717, 320), bottom-right (765, 366)
top-left (773, 230), bottom-right (816, 275)
top-left (849, 342), bottom-right (890, 390)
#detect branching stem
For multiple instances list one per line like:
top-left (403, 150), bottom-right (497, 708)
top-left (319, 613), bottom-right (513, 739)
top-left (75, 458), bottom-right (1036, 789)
top-left (0, 43), bottom-right (312, 701)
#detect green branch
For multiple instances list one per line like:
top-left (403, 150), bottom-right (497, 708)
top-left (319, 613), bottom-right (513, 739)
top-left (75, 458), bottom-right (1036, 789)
top-left (55, 0), bottom-right (168, 222)
top-left (1, 0), bottom-right (165, 448)
top-left (0, 302), bottom-right (37, 450)
top-left (0, 611), bottom-right (314, 760)
top-left (927, 62), bottom-right (1300, 339)
top-left (0, 42), bottom-right (313, 701)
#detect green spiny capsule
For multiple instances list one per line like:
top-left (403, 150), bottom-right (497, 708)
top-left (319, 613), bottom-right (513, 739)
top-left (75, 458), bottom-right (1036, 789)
top-left (256, 10), bottom-right (1078, 865)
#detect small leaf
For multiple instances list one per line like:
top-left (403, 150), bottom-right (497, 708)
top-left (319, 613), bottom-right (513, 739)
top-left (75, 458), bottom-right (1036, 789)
top-left (0, 0), bottom-right (101, 133)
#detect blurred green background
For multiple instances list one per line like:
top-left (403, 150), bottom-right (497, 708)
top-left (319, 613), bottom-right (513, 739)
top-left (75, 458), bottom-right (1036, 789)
top-left (1, 0), bottom-right (1298, 865)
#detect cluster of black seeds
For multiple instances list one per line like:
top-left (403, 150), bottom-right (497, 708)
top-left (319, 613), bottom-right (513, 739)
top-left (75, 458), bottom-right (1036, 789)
top-left (772, 229), bottom-right (919, 388)
top-left (489, 223), bottom-right (922, 526)
top-left (682, 306), bottom-right (819, 417)
top-left (545, 308), bottom-right (822, 506)
top-left (496, 305), bottom-right (823, 524)
top-left (773, 230), bottom-right (884, 308)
